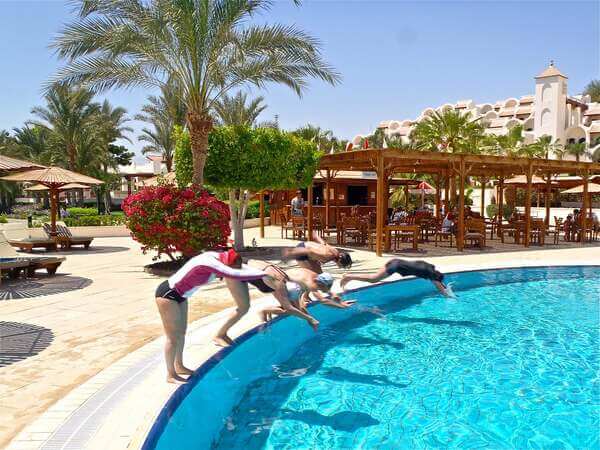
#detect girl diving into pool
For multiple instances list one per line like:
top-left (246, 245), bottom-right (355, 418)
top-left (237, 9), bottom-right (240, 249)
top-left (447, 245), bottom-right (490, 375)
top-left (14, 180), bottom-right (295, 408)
top-left (281, 233), bottom-right (352, 274)
top-left (340, 258), bottom-right (452, 297)
top-left (250, 263), bottom-right (356, 323)
top-left (155, 249), bottom-right (266, 383)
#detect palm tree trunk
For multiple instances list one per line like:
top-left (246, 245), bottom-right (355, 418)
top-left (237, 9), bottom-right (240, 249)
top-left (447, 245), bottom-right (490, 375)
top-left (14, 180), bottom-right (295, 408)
top-left (67, 143), bottom-right (76, 171)
top-left (165, 156), bottom-right (173, 173)
top-left (187, 112), bottom-right (213, 185)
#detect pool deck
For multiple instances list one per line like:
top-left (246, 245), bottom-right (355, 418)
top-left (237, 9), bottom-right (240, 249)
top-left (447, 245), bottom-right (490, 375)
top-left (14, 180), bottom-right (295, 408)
top-left (2, 226), bottom-right (599, 450)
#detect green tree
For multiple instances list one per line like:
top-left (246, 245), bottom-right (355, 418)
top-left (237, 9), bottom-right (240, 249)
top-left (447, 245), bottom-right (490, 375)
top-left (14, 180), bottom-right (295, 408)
top-left (204, 126), bottom-right (319, 249)
top-left (488, 124), bottom-right (525, 156)
top-left (583, 80), bottom-right (600, 102)
top-left (213, 92), bottom-right (267, 127)
top-left (411, 110), bottom-right (485, 153)
top-left (51, 0), bottom-right (340, 185)
top-left (173, 125), bottom-right (193, 188)
top-left (11, 125), bottom-right (55, 165)
top-left (528, 135), bottom-right (563, 159)
top-left (30, 83), bottom-right (100, 170)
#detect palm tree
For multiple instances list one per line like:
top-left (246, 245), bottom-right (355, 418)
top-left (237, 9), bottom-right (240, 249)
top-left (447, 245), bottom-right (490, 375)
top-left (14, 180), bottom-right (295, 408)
top-left (213, 92), bottom-right (267, 127)
top-left (527, 135), bottom-right (564, 159)
top-left (487, 124), bottom-right (524, 156)
top-left (11, 125), bottom-right (55, 165)
top-left (293, 124), bottom-right (334, 150)
top-left (51, 0), bottom-right (340, 185)
top-left (135, 82), bottom-right (186, 172)
top-left (593, 146), bottom-right (600, 163)
top-left (565, 142), bottom-right (590, 162)
top-left (583, 80), bottom-right (600, 102)
top-left (411, 110), bottom-right (485, 153)
top-left (30, 84), bottom-right (99, 170)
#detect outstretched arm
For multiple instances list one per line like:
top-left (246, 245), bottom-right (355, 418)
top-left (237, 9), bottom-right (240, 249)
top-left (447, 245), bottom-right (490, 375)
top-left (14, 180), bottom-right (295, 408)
top-left (432, 280), bottom-right (452, 297)
top-left (310, 289), bottom-right (356, 309)
top-left (340, 267), bottom-right (390, 289)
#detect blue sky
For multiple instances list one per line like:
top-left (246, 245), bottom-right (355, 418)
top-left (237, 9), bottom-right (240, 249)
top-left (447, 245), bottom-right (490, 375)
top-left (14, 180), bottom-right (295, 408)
top-left (0, 1), bottom-right (598, 160)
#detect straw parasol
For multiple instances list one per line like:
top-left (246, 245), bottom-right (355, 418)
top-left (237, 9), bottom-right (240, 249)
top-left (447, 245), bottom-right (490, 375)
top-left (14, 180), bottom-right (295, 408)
top-left (503, 174), bottom-right (548, 185)
top-left (561, 183), bottom-right (600, 194)
top-left (25, 182), bottom-right (91, 192)
top-left (1, 167), bottom-right (103, 235)
top-left (143, 171), bottom-right (177, 187)
top-left (0, 155), bottom-right (45, 173)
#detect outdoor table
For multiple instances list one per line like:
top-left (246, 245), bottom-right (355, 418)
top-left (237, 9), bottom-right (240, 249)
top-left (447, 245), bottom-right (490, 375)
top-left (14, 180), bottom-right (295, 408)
top-left (385, 224), bottom-right (420, 251)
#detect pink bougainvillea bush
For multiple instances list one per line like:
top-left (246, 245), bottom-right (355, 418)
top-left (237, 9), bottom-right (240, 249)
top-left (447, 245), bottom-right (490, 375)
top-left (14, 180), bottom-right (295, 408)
top-left (123, 184), bottom-right (230, 259)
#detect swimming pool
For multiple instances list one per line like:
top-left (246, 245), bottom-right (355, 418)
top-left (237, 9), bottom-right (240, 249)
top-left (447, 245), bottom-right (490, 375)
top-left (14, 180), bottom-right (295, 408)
top-left (144, 266), bottom-right (600, 449)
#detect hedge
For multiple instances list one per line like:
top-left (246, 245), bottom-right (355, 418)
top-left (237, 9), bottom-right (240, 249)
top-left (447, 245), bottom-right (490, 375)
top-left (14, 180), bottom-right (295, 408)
top-left (64, 215), bottom-right (126, 227)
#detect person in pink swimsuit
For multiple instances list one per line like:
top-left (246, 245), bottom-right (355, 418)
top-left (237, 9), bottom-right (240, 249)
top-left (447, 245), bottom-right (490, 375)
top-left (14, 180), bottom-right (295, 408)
top-left (155, 249), bottom-right (265, 383)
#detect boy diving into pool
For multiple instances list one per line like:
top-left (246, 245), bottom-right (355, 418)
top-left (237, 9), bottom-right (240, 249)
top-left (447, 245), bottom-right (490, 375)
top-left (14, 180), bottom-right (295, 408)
top-left (340, 258), bottom-right (452, 297)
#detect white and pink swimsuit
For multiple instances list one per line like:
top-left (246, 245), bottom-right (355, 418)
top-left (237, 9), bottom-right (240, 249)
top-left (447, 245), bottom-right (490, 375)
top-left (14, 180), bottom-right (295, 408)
top-left (168, 252), bottom-right (265, 298)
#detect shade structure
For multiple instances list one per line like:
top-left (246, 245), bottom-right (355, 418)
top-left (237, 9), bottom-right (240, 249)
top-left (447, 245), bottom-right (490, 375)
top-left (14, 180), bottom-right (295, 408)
top-left (0, 155), bottom-right (44, 173)
top-left (1, 166), bottom-right (103, 186)
top-left (1, 167), bottom-right (103, 236)
top-left (561, 183), bottom-right (600, 194)
top-left (143, 171), bottom-right (176, 187)
top-left (504, 174), bottom-right (547, 185)
top-left (409, 181), bottom-right (436, 207)
top-left (25, 182), bottom-right (91, 192)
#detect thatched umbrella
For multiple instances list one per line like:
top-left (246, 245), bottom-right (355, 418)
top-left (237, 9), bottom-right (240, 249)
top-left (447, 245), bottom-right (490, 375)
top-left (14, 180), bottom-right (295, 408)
top-left (1, 167), bottom-right (103, 235)
top-left (0, 155), bottom-right (45, 173)
top-left (561, 183), bottom-right (600, 194)
top-left (24, 182), bottom-right (91, 192)
top-left (142, 172), bottom-right (176, 187)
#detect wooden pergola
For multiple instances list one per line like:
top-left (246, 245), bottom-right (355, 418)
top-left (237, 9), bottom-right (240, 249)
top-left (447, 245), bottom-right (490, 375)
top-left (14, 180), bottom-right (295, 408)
top-left (310, 149), bottom-right (600, 255)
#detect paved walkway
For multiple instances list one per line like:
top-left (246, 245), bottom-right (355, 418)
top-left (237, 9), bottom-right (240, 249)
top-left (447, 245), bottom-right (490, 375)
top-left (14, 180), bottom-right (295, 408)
top-left (1, 227), bottom-right (599, 448)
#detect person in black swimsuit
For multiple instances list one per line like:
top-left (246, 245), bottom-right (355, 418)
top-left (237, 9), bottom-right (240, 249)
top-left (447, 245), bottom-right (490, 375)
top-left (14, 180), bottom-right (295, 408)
top-left (340, 258), bottom-right (451, 296)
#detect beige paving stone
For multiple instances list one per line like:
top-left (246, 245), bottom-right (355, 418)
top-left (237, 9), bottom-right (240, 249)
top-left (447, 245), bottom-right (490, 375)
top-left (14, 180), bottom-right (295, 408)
top-left (1, 228), bottom-right (599, 449)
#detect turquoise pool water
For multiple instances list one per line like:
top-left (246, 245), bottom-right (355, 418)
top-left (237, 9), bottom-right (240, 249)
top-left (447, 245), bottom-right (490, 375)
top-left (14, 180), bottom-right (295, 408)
top-left (148, 267), bottom-right (600, 450)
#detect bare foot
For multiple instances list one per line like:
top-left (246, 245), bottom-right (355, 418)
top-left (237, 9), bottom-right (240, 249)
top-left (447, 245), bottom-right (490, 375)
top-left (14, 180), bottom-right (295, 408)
top-left (167, 374), bottom-right (188, 384)
top-left (213, 335), bottom-right (234, 347)
top-left (175, 366), bottom-right (195, 376)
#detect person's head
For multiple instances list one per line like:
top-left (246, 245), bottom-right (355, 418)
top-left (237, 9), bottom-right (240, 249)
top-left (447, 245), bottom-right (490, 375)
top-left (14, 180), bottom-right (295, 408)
top-left (315, 272), bottom-right (334, 291)
top-left (432, 270), bottom-right (445, 284)
top-left (219, 248), bottom-right (242, 268)
top-left (295, 190), bottom-right (303, 199)
top-left (335, 251), bottom-right (352, 269)
top-left (574, 209), bottom-right (579, 215)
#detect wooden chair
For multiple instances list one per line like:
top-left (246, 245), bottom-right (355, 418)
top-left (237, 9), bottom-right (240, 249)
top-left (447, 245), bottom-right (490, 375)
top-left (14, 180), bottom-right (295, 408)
top-left (291, 216), bottom-right (306, 240)
top-left (530, 219), bottom-right (546, 246)
top-left (434, 219), bottom-right (453, 247)
top-left (464, 218), bottom-right (486, 249)
top-left (280, 212), bottom-right (293, 239)
top-left (547, 217), bottom-right (562, 245)
top-left (43, 223), bottom-right (93, 249)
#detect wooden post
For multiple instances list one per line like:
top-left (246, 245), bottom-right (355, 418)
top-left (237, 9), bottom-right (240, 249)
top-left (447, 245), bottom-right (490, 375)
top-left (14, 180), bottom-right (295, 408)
top-left (498, 176), bottom-right (504, 230)
top-left (307, 183), bottom-right (314, 240)
top-left (404, 184), bottom-right (409, 208)
top-left (457, 158), bottom-right (466, 252)
top-left (325, 170), bottom-right (331, 230)
top-left (49, 187), bottom-right (58, 236)
top-left (581, 171), bottom-right (589, 243)
top-left (376, 154), bottom-right (385, 256)
top-left (259, 190), bottom-right (265, 238)
top-left (544, 174), bottom-right (552, 227)
top-left (435, 173), bottom-right (441, 218)
top-left (524, 162), bottom-right (533, 247)
top-left (480, 177), bottom-right (486, 217)
top-left (444, 172), bottom-right (450, 213)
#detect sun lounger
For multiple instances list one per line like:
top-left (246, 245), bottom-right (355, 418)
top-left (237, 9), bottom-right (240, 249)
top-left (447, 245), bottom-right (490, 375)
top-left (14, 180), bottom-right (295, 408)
top-left (1, 232), bottom-right (64, 276)
top-left (0, 259), bottom-right (31, 285)
top-left (43, 223), bottom-right (93, 250)
top-left (8, 237), bottom-right (58, 252)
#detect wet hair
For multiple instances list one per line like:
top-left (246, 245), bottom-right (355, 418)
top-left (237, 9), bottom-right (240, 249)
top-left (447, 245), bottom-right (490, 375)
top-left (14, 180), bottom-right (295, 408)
top-left (432, 270), bottom-right (445, 283)
top-left (337, 252), bottom-right (352, 268)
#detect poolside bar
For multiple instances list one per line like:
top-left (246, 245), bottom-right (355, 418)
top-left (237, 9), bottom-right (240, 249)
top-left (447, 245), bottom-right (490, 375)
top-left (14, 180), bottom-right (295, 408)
top-left (316, 149), bottom-right (600, 255)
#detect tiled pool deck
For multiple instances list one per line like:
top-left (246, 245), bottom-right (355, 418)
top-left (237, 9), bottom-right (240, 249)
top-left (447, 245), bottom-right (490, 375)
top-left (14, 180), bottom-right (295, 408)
top-left (2, 227), bottom-right (599, 449)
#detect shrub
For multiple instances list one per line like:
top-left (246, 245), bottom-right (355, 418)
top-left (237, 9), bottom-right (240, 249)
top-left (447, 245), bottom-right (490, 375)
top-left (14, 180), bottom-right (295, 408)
top-left (486, 204), bottom-right (513, 220)
top-left (0, 215), bottom-right (7, 224)
top-left (245, 200), bottom-right (270, 219)
top-left (122, 184), bottom-right (230, 258)
top-left (66, 207), bottom-right (98, 217)
top-left (64, 215), bottom-right (126, 227)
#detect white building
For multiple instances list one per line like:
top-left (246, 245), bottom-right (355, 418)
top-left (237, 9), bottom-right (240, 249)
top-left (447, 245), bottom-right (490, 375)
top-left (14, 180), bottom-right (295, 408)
top-left (356, 63), bottom-right (599, 160)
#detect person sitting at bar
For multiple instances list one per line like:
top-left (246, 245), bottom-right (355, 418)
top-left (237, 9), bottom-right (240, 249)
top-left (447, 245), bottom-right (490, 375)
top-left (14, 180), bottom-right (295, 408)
top-left (291, 190), bottom-right (305, 216)
top-left (563, 214), bottom-right (574, 241)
